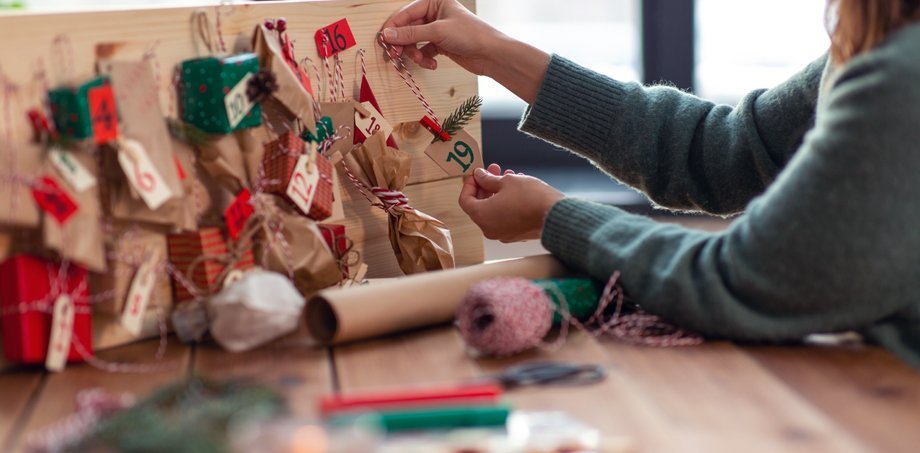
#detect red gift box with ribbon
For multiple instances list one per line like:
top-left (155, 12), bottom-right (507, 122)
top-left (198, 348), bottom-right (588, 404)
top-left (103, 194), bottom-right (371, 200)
top-left (262, 131), bottom-right (334, 221)
top-left (167, 227), bottom-right (256, 303)
top-left (0, 254), bottom-right (93, 364)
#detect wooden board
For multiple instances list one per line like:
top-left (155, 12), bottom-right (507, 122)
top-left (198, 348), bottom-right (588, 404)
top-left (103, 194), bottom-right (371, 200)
top-left (0, 371), bottom-right (43, 449)
top-left (7, 339), bottom-right (190, 451)
top-left (749, 345), bottom-right (920, 453)
top-left (194, 326), bottom-right (334, 419)
top-left (0, 0), bottom-right (484, 279)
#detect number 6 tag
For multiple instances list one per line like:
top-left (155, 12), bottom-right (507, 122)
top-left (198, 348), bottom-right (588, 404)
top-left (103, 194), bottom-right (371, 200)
top-left (117, 138), bottom-right (173, 210)
top-left (424, 129), bottom-right (483, 176)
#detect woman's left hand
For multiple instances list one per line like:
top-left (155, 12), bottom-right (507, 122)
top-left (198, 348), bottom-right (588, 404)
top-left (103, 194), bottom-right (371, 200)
top-left (459, 164), bottom-right (565, 243)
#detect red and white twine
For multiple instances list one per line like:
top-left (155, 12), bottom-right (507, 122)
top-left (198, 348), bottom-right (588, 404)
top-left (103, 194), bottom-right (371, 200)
top-left (377, 34), bottom-right (438, 122)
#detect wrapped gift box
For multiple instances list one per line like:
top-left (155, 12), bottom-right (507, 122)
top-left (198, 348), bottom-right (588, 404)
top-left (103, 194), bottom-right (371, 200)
top-left (167, 227), bottom-right (255, 303)
top-left (48, 76), bottom-right (117, 141)
top-left (262, 131), bottom-right (334, 221)
top-left (0, 254), bottom-right (93, 364)
top-left (180, 53), bottom-right (263, 134)
top-left (319, 223), bottom-right (349, 278)
top-left (91, 225), bottom-right (173, 316)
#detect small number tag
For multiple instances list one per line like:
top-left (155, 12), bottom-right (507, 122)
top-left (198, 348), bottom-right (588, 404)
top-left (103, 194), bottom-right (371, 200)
top-left (286, 155), bottom-right (320, 216)
top-left (222, 269), bottom-right (245, 289)
top-left (88, 84), bottom-right (119, 144)
top-left (120, 247), bottom-right (160, 336)
top-left (49, 148), bottom-right (97, 192)
top-left (225, 72), bottom-right (256, 129)
top-left (224, 188), bottom-right (254, 241)
top-left (32, 176), bottom-right (79, 224)
top-left (117, 138), bottom-right (173, 210)
top-left (354, 101), bottom-right (393, 142)
top-left (46, 294), bottom-right (75, 372)
top-left (315, 18), bottom-right (357, 58)
top-left (424, 129), bottom-right (483, 176)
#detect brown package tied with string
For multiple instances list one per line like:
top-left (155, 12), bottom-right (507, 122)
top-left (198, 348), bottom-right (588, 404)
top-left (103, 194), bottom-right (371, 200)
top-left (341, 131), bottom-right (455, 275)
top-left (252, 23), bottom-right (316, 138)
top-left (305, 254), bottom-right (569, 345)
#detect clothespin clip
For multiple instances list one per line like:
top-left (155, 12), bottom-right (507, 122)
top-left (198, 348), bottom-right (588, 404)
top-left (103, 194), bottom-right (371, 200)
top-left (420, 116), bottom-right (450, 142)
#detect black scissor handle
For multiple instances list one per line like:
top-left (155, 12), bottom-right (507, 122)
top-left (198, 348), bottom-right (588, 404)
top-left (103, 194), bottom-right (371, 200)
top-left (498, 362), bottom-right (607, 388)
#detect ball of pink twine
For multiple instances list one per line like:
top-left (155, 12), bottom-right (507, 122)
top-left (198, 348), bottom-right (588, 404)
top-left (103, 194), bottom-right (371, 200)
top-left (456, 277), bottom-right (553, 357)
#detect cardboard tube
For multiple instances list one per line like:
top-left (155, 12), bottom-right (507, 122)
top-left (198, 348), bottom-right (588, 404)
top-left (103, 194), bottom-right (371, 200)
top-left (305, 255), bottom-right (570, 345)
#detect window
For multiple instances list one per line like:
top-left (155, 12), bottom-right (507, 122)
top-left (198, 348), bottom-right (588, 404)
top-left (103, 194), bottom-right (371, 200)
top-left (695, 0), bottom-right (831, 104)
top-left (477, 0), bottom-right (641, 117)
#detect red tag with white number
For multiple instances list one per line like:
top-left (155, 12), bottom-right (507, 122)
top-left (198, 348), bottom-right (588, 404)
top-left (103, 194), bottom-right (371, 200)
top-left (120, 247), bottom-right (160, 336)
top-left (88, 84), bottom-right (119, 144)
top-left (315, 18), bottom-right (357, 57)
top-left (46, 294), bottom-right (75, 372)
top-left (286, 155), bottom-right (320, 216)
top-left (32, 176), bottom-right (79, 224)
top-left (225, 188), bottom-right (254, 240)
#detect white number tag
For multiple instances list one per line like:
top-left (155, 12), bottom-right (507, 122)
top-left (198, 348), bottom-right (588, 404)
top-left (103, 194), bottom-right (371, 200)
top-left (120, 247), bottom-right (161, 336)
top-left (46, 294), bottom-right (75, 372)
top-left (354, 101), bottom-right (392, 141)
top-left (49, 148), bottom-right (97, 192)
top-left (225, 72), bottom-right (256, 129)
top-left (286, 155), bottom-right (320, 216)
top-left (117, 138), bottom-right (173, 210)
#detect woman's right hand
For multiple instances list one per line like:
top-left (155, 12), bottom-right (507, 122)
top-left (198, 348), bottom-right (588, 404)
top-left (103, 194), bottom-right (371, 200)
top-left (381, 0), bottom-right (501, 75)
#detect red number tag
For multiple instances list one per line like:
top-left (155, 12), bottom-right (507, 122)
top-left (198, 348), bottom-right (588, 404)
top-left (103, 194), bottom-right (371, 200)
top-left (224, 188), bottom-right (254, 241)
top-left (88, 84), bottom-right (119, 144)
top-left (32, 176), bottom-right (79, 224)
top-left (315, 18), bottom-right (357, 58)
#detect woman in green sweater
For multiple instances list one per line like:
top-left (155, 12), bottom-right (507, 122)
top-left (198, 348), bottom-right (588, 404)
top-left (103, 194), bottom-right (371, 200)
top-left (382, 0), bottom-right (920, 370)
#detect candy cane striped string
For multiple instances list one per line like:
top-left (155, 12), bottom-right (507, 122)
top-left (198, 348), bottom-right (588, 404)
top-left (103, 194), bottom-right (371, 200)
top-left (1, 70), bottom-right (19, 213)
top-left (341, 164), bottom-right (414, 213)
top-left (334, 54), bottom-right (345, 101)
top-left (26, 388), bottom-right (136, 452)
top-left (214, 2), bottom-right (232, 54)
top-left (50, 34), bottom-right (75, 85)
top-left (142, 41), bottom-right (164, 112)
top-left (356, 48), bottom-right (368, 81)
top-left (377, 34), bottom-right (438, 122)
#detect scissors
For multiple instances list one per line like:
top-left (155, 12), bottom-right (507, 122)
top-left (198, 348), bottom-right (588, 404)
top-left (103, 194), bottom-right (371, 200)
top-left (490, 362), bottom-right (607, 389)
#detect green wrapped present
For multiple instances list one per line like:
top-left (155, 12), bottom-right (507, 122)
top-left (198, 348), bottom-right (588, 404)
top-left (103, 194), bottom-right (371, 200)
top-left (180, 54), bottom-right (263, 134)
top-left (48, 76), bottom-right (109, 140)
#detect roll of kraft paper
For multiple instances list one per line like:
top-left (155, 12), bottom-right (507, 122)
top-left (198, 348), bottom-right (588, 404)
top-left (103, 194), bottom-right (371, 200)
top-left (305, 254), bottom-right (569, 345)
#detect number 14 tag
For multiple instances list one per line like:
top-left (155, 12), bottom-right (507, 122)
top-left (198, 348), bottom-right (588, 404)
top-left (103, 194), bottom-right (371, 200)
top-left (424, 129), bottom-right (483, 176)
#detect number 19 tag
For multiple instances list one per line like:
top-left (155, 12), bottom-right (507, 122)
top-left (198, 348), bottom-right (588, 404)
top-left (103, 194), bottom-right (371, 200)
top-left (424, 129), bottom-right (483, 176)
top-left (286, 154), bottom-right (320, 216)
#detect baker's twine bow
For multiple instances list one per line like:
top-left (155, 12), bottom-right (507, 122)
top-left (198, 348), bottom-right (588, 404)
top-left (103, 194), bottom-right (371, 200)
top-left (27, 388), bottom-right (136, 452)
top-left (540, 271), bottom-right (703, 352)
top-left (341, 163), bottom-right (414, 214)
top-left (316, 224), bottom-right (362, 285)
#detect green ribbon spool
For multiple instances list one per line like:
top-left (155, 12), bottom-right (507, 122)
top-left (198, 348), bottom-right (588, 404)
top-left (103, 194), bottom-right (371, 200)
top-left (533, 278), bottom-right (601, 326)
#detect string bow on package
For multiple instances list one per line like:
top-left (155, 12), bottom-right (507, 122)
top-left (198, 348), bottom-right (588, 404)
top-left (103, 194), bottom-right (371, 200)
top-left (341, 131), bottom-right (455, 274)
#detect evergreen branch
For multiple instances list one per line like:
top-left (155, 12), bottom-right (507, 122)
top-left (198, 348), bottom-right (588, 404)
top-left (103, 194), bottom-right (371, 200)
top-left (166, 118), bottom-right (215, 147)
top-left (434, 95), bottom-right (482, 142)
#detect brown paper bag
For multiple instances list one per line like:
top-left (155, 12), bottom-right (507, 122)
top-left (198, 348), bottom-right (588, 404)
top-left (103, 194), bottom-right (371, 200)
top-left (0, 140), bottom-right (42, 227)
top-left (103, 61), bottom-right (186, 227)
top-left (235, 127), bottom-right (268, 189)
top-left (254, 193), bottom-right (341, 295)
top-left (196, 133), bottom-right (248, 195)
top-left (252, 24), bottom-right (316, 137)
top-left (42, 147), bottom-right (107, 272)
top-left (341, 132), bottom-right (455, 274)
top-left (172, 137), bottom-right (211, 231)
top-left (318, 101), bottom-right (357, 158)
top-left (91, 222), bottom-right (173, 315)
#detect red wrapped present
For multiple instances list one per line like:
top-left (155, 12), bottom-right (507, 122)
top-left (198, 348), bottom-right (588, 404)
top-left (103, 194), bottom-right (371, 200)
top-left (167, 227), bottom-right (256, 303)
top-left (319, 224), bottom-right (349, 278)
top-left (0, 254), bottom-right (93, 364)
top-left (262, 131), bottom-right (334, 221)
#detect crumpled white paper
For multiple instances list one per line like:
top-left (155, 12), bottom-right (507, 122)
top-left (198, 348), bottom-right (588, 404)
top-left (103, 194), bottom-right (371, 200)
top-left (208, 271), bottom-right (305, 352)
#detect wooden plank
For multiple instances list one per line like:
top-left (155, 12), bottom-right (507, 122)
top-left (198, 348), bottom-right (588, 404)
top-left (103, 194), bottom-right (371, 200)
top-left (0, 0), bottom-right (480, 187)
top-left (0, 371), bottom-right (43, 449)
top-left (193, 326), bottom-right (334, 419)
top-left (748, 345), bottom-right (920, 453)
top-left (8, 339), bottom-right (190, 451)
top-left (598, 341), bottom-right (873, 452)
top-left (337, 174), bottom-right (484, 278)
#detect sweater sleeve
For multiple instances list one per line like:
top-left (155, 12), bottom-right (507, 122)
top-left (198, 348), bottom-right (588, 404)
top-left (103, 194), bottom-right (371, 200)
top-left (520, 54), bottom-right (827, 216)
top-left (539, 34), bottom-right (920, 341)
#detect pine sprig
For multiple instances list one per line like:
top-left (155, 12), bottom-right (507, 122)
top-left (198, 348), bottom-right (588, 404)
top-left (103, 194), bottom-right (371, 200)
top-left (167, 118), bottom-right (215, 147)
top-left (435, 95), bottom-right (482, 143)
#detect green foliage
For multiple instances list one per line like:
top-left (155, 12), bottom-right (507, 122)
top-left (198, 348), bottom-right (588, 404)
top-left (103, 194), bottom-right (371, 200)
top-left (434, 95), bottom-right (482, 143)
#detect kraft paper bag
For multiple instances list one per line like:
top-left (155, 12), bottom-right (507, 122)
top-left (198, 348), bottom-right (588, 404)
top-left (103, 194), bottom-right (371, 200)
top-left (0, 140), bottom-right (42, 227)
top-left (340, 132), bottom-right (455, 275)
top-left (91, 222), bottom-right (173, 315)
top-left (254, 193), bottom-right (341, 296)
top-left (196, 133), bottom-right (248, 195)
top-left (318, 101), bottom-right (357, 158)
top-left (43, 147), bottom-right (107, 272)
top-left (103, 61), bottom-right (186, 226)
top-left (252, 24), bottom-right (316, 137)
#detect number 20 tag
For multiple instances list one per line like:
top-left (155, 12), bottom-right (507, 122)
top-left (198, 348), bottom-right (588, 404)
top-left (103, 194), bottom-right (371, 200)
top-left (286, 154), bottom-right (320, 216)
top-left (424, 129), bottom-right (483, 176)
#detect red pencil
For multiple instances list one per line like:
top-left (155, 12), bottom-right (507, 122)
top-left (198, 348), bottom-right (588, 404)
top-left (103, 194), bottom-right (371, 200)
top-left (319, 383), bottom-right (503, 417)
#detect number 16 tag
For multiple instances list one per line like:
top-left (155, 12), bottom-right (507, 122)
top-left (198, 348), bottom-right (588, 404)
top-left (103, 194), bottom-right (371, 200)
top-left (424, 129), bottom-right (483, 176)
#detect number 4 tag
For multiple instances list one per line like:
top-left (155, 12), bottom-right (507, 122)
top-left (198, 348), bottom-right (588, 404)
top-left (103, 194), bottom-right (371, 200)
top-left (424, 129), bottom-right (483, 176)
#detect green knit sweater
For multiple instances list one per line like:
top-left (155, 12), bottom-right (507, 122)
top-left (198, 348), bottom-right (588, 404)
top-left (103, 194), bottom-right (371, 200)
top-left (522, 23), bottom-right (920, 370)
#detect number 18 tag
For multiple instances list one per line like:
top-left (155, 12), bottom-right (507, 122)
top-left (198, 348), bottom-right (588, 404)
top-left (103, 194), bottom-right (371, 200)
top-left (354, 101), bottom-right (392, 143)
top-left (286, 154), bottom-right (320, 216)
top-left (424, 129), bottom-right (483, 176)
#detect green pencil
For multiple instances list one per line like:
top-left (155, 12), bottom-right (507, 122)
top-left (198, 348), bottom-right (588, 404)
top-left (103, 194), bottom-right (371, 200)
top-left (328, 404), bottom-right (512, 432)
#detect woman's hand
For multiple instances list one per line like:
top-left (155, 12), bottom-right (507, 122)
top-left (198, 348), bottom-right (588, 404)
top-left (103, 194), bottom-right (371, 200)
top-left (459, 164), bottom-right (565, 243)
top-left (381, 0), bottom-right (551, 103)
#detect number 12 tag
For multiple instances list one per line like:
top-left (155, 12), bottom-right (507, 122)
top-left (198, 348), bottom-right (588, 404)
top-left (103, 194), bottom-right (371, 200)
top-left (424, 129), bottom-right (483, 176)
top-left (286, 154), bottom-right (320, 216)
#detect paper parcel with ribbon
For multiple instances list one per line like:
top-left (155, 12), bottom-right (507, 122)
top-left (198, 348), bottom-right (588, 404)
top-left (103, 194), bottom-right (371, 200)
top-left (340, 132), bottom-right (454, 275)
top-left (252, 23), bottom-right (316, 138)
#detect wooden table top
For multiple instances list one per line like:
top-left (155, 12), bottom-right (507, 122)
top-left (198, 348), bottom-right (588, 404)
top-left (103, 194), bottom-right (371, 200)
top-left (2, 324), bottom-right (920, 452)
